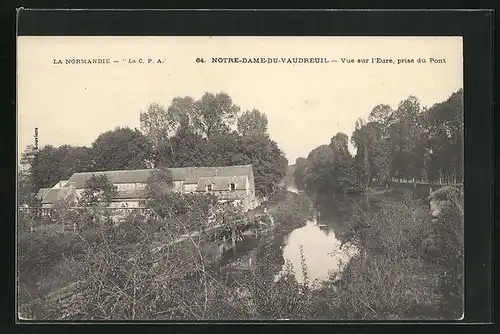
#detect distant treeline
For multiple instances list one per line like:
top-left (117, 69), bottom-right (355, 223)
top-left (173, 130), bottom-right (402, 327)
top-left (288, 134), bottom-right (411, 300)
top-left (19, 92), bottom-right (288, 203)
top-left (293, 89), bottom-right (463, 198)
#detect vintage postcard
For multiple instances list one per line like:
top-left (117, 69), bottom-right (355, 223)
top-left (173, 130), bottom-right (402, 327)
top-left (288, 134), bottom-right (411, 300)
top-left (17, 36), bottom-right (464, 321)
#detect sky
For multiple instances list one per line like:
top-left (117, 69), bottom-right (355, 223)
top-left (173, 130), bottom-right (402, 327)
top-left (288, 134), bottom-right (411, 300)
top-left (17, 36), bottom-right (463, 164)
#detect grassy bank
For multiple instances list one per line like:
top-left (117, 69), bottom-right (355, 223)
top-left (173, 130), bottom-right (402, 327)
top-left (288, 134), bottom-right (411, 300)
top-left (18, 188), bottom-right (462, 320)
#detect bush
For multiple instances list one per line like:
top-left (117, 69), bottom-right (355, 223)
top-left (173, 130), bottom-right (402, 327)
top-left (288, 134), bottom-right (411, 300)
top-left (327, 254), bottom-right (441, 319)
top-left (329, 193), bottom-right (460, 319)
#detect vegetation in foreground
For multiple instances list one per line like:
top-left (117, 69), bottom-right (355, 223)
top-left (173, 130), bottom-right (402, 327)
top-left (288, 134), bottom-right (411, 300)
top-left (18, 185), bottom-right (463, 320)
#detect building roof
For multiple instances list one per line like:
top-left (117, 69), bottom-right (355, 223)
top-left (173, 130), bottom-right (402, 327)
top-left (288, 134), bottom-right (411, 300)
top-left (172, 165), bottom-right (254, 184)
top-left (65, 165), bottom-right (254, 188)
top-left (36, 188), bottom-right (51, 200)
top-left (195, 175), bottom-right (248, 192)
top-left (41, 187), bottom-right (76, 204)
top-left (66, 169), bottom-right (155, 188)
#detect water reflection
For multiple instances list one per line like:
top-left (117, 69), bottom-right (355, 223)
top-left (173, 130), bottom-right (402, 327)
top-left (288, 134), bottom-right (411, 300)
top-left (275, 219), bottom-right (358, 288)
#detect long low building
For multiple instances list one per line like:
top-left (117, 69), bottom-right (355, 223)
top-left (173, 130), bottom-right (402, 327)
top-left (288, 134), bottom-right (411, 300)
top-left (36, 164), bottom-right (259, 212)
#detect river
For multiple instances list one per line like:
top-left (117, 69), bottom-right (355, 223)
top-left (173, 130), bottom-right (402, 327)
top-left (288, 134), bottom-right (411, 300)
top-left (214, 186), bottom-right (393, 288)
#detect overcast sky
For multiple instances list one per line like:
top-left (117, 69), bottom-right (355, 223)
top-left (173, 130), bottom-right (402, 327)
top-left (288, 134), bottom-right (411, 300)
top-left (18, 36), bottom-right (463, 164)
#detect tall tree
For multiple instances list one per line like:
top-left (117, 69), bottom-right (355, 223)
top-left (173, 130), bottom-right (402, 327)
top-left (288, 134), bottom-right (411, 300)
top-left (237, 109), bottom-right (269, 137)
top-left (167, 96), bottom-right (197, 132)
top-left (329, 132), bottom-right (350, 160)
top-left (156, 126), bottom-right (208, 168)
top-left (398, 96), bottom-right (422, 180)
top-left (292, 157), bottom-right (308, 191)
top-left (205, 131), bottom-right (250, 167)
top-left (192, 92), bottom-right (241, 138)
top-left (25, 145), bottom-right (93, 190)
top-left (91, 127), bottom-right (154, 171)
top-left (139, 102), bottom-right (173, 155)
top-left (303, 145), bottom-right (337, 197)
top-left (239, 134), bottom-right (288, 198)
top-left (368, 104), bottom-right (394, 125)
top-left (423, 89), bottom-right (463, 183)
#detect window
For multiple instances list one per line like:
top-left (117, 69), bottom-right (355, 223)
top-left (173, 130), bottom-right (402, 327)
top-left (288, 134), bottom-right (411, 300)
top-left (230, 183), bottom-right (236, 191)
top-left (207, 184), bottom-right (213, 191)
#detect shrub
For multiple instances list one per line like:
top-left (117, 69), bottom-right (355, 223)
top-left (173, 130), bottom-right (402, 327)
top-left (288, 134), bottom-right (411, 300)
top-left (330, 193), bottom-right (458, 319)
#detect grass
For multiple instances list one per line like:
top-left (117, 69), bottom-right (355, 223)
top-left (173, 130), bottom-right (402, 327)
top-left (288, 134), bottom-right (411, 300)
top-left (17, 187), bottom-right (463, 320)
top-left (328, 189), bottom-right (463, 320)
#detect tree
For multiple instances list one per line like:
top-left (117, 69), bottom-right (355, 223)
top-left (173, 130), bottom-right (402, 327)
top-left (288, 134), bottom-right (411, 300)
top-left (204, 131), bottom-right (250, 167)
top-left (145, 169), bottom-right (174, 198)
top-left (423, 90), bottom-right (463, 184)
top-left (239, 134), bottom-right (288, 198)
top-left (156, 126), bottom-right (209, 168)
top-left (140, 103), bottom-right (173, 155)
top-left (91, 127), bottom-right (154, 171)
top-left (25, 145), bottom-right (93, 190)
top-left (372, 136), bottom-right (393, 185)
top-left (368, 104), bottom-right (394, 125)
top-left (329, 132), bottom-right (350, 160)
top-left (292, 157), bottom-right (308, 191)
top-left (18, 146), bottom-right (36, 203)
top-left (192, 92), bottom-right (241, 138)
top-left (167, 96), bottom-right (197, 132)
top-left (237, 109), bottom-right (269, 137)
top-left (303, 145), bottom-right (337, 197)
top-left (392, 96), bottom-right (423, 181)
top-left (351, 120), bottom-right (376, 187)
top-left (80, 174), bottom-right (118, 207)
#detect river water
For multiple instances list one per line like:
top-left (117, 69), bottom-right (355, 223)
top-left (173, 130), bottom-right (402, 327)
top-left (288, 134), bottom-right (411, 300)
top-left (217, 183), bottom-right (433, 287)
top-left (274, 219), bottom-right (358, 287)
top-left (216, 186), bottom-right (377, 288)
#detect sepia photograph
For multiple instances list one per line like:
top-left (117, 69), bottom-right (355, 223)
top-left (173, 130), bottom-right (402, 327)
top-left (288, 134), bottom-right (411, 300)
top-left (16, 36), bottom-right (464, 321)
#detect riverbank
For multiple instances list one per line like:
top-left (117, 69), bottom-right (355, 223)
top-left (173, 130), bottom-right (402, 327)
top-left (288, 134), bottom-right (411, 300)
top-left (18, 185), bottom-right (462, 320)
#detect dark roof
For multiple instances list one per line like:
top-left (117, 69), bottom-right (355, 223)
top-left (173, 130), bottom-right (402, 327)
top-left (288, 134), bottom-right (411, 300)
top-left (66, 169), bottom-right (155, 188)
top-left (195, 175), bottom-right (247, 192)
top-left (36, 188), bottom-right (51, 200)
top-left (172, 165), bottom-right (253, 183)
top-left (41, 187), bottom-right (76, 204)
top-left (65, 165), bottom-right (254, 188)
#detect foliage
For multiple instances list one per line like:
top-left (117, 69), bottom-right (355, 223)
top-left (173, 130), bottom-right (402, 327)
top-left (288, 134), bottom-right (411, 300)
top-left (237, 109), bottom-right (269, 137)
top-left (349, 90), bottom-right (463, 185)
top-left (80, 174), bottom-right (118, 207)
top-left (18, 166), bottom-right (35, 205)
top-left (156, 127), bottom-right (209, 168)
top-left (139, 103), bottom-right (173, 155)
top-left (145, 191), bottom-right (218, 231)
top-left (192, 92), bottom-right (241, 138)
top-left (331, 190), bottom-right (463, 319)
top-left (22, 145), bottom-right (93, 190)
top-left (144, 169), bottom-right (174, 198)
top-left (91, 127), bottom-right (154, 171)
top-left (240, 135), bottom-right (288, 198)
top-left (18, 194), bottom-right (43, 233)
top-left (302, 141), bottom-right (362, 199)
top-left (292, 157), bottom-right (308, 191)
